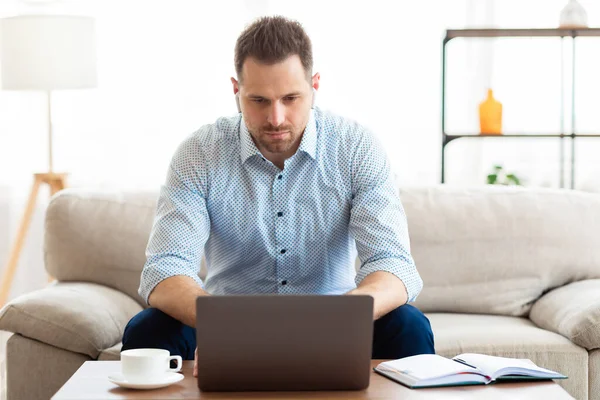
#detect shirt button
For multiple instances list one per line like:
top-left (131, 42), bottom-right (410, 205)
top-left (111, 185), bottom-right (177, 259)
top-left (277, 212), bottom-right (283, 217)
top-left (281, 280), bottom-right (287, 285)
top-left (278, 175), bottom-right (282, 180)
top-left (280, 249), bottom-right (286, 254)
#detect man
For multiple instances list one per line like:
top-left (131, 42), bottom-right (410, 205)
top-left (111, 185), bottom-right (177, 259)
top-left (122, 16), bottom-right (434, 377)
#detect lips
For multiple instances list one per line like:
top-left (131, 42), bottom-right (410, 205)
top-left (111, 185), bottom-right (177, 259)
top-left (264, 131), bottom-right (289, 139)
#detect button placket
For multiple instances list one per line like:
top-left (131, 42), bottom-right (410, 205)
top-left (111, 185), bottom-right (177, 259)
top-left (272, 170), bottom-right (287, 292)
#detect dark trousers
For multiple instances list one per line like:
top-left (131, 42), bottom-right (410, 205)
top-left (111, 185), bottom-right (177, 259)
top-left (121, 303), bottom-right (435, 360)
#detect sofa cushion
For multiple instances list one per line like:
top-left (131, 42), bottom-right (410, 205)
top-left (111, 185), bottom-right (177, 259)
top-left (44, 189), bottom-right (158, 306)
top-left (530, 279), bottom-right (600, 350)
top-left (428, 313), bottom-right (587, 399)
top-left (44, 189), bottom-right (208, 306)
top-left (0, 282), bottom-right (142, 358)
top-left (405, 186), bottom-right (600, 316)
top-left (98, 342), bottom-right (122, 361)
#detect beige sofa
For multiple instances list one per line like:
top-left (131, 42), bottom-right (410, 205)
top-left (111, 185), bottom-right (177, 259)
top-left (1, 185), bottom-right (600, 400)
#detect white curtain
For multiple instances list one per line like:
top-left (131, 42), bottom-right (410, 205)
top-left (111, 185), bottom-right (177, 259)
top-left (1, 0), bottom-right (599, 300)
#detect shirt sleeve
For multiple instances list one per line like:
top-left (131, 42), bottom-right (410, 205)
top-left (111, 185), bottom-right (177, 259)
top-left (138, 139), bottom-right (210, 305)
top-left (349, 129), bottom-right (423, 303)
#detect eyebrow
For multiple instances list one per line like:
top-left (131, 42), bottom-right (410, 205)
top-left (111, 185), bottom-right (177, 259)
top-left (247, 92), bottom-right (303, 99)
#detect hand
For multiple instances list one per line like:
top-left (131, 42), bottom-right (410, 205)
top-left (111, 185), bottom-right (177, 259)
top-left (193, 347), bottom-right (198, 377)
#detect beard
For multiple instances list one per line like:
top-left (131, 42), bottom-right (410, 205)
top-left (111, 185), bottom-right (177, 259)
top-left (251, 124), bottom-right (300, 154)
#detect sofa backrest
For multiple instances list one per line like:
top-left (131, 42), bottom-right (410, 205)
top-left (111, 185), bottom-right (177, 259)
top-left (45, 185), bottom-right (600, 315)
top-left (45, 189), bottom-right (159, 306)
top-left (404, 185), bottom-right (600, 316)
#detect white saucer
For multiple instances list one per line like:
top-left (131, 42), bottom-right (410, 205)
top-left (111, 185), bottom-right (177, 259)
top-left (108, 372), bottom-right (184, 389)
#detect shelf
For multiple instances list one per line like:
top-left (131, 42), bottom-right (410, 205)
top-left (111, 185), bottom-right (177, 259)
top-left (445, 28), bottom-right (600, 41)
top-left (444, 133), bottom-right (600, 144)
top-left (441, 28), bottom-right (600, 189)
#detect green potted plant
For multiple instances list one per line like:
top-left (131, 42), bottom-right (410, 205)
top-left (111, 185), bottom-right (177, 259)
top-left (486, 165), bottom-right (522, 186)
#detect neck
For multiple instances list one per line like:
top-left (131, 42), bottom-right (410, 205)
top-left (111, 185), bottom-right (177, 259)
top-left (259, 139), bottom-right (302, 171)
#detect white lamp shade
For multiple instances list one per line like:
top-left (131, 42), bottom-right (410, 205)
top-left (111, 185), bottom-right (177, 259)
top-left (0, 15), bottom-right (97, 90)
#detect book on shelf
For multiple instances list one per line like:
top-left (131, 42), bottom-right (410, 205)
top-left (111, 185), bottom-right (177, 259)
top-left (374, 353), bottom-right (567, 389)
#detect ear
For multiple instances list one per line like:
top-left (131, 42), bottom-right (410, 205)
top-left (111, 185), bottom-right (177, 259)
top-left (231, 77), bottom-right (241, 113)
top-left (230, 77), bottom-right (239, 94)
top-left (312, 72), bottom-right (320, 91)
top-left (311, 73), bottom-right (320, 108)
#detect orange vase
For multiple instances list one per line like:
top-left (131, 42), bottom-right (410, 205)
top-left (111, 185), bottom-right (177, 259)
top-left (479, 89), bottom-right (502, 135)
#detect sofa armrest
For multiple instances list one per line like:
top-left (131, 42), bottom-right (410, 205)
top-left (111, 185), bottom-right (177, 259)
top-left (530, 279), bottom-right (600, 350)
top-left (0, 282), bottom-right (142, 358)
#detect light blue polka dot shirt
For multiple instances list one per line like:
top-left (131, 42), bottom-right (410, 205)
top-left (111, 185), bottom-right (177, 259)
top-left (139, 107), bottom-right (423, 305)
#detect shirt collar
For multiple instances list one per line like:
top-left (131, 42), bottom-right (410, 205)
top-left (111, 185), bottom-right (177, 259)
top-left (239, 117), bottom-right (262, 164)
top-left (298, 109), bottom-right (317, 160)
top-left (239, 109), bottom-right (318, 164)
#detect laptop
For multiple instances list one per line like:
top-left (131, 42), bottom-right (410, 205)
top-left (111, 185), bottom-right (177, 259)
top-left (195, 294), bottom-right (373, 391)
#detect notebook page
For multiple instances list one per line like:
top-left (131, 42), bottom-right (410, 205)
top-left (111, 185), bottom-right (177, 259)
top-left (379, 354), bottom-right (481, 380)
top-left (454, 353), bottom-right (558, 379)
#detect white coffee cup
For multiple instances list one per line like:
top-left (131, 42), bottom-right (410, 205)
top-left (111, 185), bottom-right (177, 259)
top-left (120, 348), bottom-right (182, 382)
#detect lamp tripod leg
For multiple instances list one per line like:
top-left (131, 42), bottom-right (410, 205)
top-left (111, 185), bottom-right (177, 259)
top-left (0, 175), bottom-right (43, 307)
top-left (49, 177), bottom-right (65, 197)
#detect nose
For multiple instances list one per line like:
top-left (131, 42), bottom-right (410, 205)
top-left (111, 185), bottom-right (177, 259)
top-left (267, 101), bottom-right (285, 127)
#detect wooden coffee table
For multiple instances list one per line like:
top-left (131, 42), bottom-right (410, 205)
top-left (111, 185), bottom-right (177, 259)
top-left (51, 360), bottom-right (573, 399)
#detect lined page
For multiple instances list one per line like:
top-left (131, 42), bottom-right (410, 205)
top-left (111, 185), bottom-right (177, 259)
top-left (379, 354), bottom-right (482, 380)
top-left (454, 353), bottom-right (559, 379)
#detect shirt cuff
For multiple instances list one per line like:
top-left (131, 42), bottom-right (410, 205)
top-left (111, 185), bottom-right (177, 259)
top-left (138, 264), bottom-right (205, 305)
top-left (354, 258), bottom-right (423, 303)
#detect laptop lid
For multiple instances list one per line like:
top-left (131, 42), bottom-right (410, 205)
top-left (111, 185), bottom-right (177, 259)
top-left (196, 294), bottom-right (373, 391)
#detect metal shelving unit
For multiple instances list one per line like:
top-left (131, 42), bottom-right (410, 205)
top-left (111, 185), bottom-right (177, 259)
top-left (441, 28), bottom-right (600, 189)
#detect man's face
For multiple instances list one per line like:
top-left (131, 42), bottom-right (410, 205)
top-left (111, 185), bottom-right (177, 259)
top-left (232, 55), bottom-right (319, 160)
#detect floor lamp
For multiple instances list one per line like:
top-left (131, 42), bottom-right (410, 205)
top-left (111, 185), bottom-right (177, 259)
top-left (0, 15), bottom-right (97, 307)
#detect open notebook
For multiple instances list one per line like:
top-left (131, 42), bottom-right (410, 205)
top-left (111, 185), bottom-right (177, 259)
top-left (374, 353), bottom-right (567, 389)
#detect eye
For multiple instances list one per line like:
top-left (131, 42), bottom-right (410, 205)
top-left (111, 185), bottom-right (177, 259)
top-left (284, 96), bottom-right (298, 102)
top-left (252, 98), bottom-right (265, 104)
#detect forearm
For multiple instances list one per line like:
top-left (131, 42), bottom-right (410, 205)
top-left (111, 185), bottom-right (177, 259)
top-left (147, 275), bottom-right (210, 327)
top-left (347, 271), bottom-right (408, 320)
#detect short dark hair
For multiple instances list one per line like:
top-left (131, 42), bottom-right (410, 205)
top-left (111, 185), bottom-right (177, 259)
top-left (234, 16), bottom-right (313, 83)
